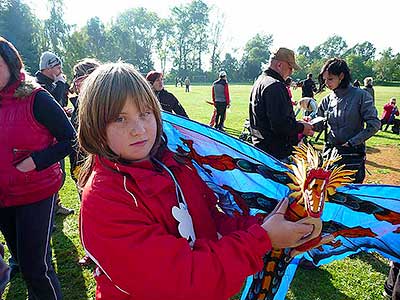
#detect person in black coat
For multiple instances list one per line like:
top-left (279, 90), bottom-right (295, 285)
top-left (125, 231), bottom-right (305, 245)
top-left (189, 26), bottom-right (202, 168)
top-left (249, 47), bottom-right (314, 160)
top-left (301, 73), bottom-right (317, 98)
top-left (146, 71), bottom-right (189, 118)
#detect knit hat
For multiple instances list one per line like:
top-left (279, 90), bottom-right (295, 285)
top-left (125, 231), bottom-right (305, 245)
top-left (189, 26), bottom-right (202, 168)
top-left (271, 47), bottom-right (301, 70)
top-left (146, 71), bottom-right (162, 84)
top-left (39, 51), bottom-right (62, 70)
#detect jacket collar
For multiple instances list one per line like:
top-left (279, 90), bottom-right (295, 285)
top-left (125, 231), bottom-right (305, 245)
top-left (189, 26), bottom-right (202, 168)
top-left (0, 72), bottom-right (24, 99)
top-left (265, 68), bottom-right (285, 83)
top-left (35, 71), bottom-right (54, 85)
top-left (95, 149), bottom-right (182, 197)
top-left (333, 85), bottom-right (352, 98)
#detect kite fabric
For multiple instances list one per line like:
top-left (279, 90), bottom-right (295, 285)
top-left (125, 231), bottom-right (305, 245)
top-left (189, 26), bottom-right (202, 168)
top-left (161, 112), bottom-right (400, 300)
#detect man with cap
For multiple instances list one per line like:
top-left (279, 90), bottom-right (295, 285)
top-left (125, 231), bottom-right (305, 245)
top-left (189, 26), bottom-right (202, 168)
top-left (212, 71), bottom-right (230, 131)
top-left (249, 47), bottom-right (314, 160)
top-left (35, 51), bottom-right (74, 216)
top-left (146, 71), bottom-right (189, 118)
top-left (36, 51), bottom-right (68, 108)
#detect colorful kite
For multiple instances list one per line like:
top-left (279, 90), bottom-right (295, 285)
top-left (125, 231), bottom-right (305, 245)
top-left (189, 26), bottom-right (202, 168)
top-left (162, 112), bottom-right (400, 300)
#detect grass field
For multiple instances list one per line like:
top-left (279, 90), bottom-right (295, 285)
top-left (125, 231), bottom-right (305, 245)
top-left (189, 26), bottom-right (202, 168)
top-left (1, 84), bottom-right (399, 300)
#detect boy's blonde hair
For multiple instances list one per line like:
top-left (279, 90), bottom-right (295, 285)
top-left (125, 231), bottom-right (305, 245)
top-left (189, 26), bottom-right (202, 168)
top-left (78, 62), bottom-right (163, 185)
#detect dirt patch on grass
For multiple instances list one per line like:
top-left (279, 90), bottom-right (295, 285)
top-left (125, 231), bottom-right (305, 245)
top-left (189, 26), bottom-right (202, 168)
top-left (365, 146), bottom-right (400, 185)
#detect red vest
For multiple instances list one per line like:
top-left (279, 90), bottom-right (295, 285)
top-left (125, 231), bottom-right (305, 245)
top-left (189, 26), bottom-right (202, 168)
top-left (0, 78), bottom-right (62, 207)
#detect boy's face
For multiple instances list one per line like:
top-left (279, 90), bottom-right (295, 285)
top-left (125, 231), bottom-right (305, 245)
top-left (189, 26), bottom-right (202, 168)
top-left (106, 98), bottom-right (157, 162)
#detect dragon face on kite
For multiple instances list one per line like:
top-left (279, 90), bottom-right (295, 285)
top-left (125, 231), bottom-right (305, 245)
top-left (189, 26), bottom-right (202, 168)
top-left (303, 168), bottom-right (331, 218)
top-left (285, 144), bottom-right (356, 219)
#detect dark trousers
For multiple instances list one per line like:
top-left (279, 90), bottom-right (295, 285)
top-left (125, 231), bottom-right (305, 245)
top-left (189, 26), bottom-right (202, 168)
top-left (381, 118), bottom-right (400, 134)
top-left (325, 144), bottom-right (366, 183)
top-left (385, 262), bottom-right (400, 300)
top-left (0, 195), bottom-right (62, 299)
top-left (215, 102), bottom-right (227, 130)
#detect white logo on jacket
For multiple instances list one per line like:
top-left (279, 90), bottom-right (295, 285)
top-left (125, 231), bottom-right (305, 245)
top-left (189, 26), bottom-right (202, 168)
top-left (172, 202), bottom-right (196, 248)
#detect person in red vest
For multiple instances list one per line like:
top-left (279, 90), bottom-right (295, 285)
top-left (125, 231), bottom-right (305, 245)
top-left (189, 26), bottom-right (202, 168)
top-left (0, 36), bottom-right (75, 299)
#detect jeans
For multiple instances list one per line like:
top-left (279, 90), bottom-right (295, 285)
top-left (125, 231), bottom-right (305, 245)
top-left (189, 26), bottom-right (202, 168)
top-left (324, 144), bottom-right (366, 183)
top-left (0, 195), bottom-right (62, 299)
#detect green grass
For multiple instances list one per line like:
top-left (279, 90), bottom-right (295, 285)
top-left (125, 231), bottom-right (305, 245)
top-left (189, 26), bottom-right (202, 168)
top-left (1, 85), bottom-right (399, 299)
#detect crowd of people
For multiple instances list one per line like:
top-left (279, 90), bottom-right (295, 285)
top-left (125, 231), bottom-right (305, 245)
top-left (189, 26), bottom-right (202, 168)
top-left (0, 35), bottom-right (399, 300)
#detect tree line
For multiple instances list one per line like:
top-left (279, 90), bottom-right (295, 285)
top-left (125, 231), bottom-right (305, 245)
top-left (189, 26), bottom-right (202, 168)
top-left (2, 0), bottom-right (400, 84)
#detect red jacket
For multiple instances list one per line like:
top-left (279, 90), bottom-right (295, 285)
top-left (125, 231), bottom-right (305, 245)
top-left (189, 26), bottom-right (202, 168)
top-left (0, 74), bottom-right (62, 207)
top-left (382, 103), bottom-right (399, 122)
top-left (80, 149), bottom-right (271, 300)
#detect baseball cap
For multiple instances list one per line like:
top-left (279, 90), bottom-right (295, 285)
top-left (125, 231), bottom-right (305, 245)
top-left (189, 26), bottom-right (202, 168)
top-left (271, 47), bottom-right (301, 70)
top-left (40, 51), bottom-right (62, 70)
top-left (219, 70), bottom-right (227, 77)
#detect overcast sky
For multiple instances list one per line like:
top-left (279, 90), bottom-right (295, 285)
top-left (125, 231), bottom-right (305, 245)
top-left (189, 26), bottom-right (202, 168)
top-left (27, 0), bottom-right (399, 61)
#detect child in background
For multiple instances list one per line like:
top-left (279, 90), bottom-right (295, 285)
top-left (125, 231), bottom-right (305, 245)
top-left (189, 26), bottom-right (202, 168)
top-left (299, 97), bottom-right (318, 120)
top-left (69, 58), bottom-right (101, 188)
top-left (78, 62), bottom-right (315, 300)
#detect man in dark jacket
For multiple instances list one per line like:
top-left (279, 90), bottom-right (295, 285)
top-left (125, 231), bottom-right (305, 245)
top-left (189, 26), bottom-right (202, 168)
top-left (249, 47), bottom-right (314, 160)
top-left (35, 51), bottom-right (68, 107)
top-left (301, 73), bottom-right (317, 98)
top-left (146, 71), bottom-right (189, 118)
top-left (35, 51), bottom-right (74, 216)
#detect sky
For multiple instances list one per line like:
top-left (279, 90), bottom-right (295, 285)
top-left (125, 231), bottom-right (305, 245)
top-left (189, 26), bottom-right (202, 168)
top-left (26, 0), bottom-right (399, 66)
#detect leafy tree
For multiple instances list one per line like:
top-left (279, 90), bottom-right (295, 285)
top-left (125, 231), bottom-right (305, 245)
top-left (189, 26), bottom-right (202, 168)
top-left (345, 41), bottom-right (376, 61)
top-left (43, 0), bottom-right (71, 56)
top-left (63, 30), bottom-right (90, 78)
top-left (314, 35), bottom-right (348, 59)
top-left (295, 46), bottom-right (314, 80)
top-left (111, 8), bottom-right (159, 72)
top-left (84, 17), bottom-right (107, 60)
top-left (240, 33), bottom-right (273, 81)
top-left (346, 54), bottom-right (374, 83)
top-left (220, 53), bottom-right (240, 81)
top-left (155, 18), bottom-right (174, 73)
top-left (292, 54), bottom-right (309, 81)
top-left (171, 4), bottom-right (194, 76)
top-left (208, 10), bottom-right (225, 73)
top-left (374, 48), bottom-right (398, 81)
top-left (297, 45), bottom-right (311, 58)
top-left (189, 0), bottom-right (209, 71)
top-left (0, 0), bottom-right (42, 72)
top-left (170, 0), bottom-right (210, 77)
